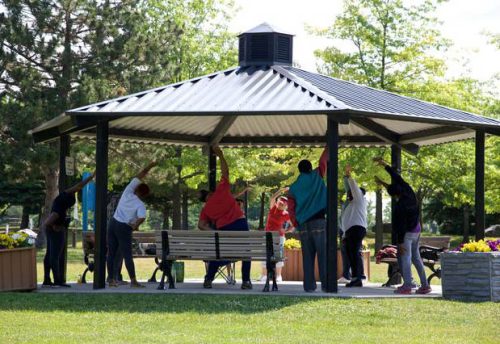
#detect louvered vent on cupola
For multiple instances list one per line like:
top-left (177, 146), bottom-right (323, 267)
top-left (238, 22), bottom-right (294, 67)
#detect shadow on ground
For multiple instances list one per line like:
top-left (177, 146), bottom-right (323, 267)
top-left (0, 292), bottom-right (326, 315)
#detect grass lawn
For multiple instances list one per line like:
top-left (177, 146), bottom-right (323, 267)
top-left (0, 293), bottom-right (497, 343)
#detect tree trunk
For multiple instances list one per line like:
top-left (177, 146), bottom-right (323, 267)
top-left (182, 189), bottom-right (189, 230)
top-left (172, 148), bottom-right (182, 229)
top-left (162, 206), bottom-right (170, 230)
top-left (20, 205), bottom-right (30, 229)
top-left (463, 204), bottom-right (470, 243)
top-left (375, 189), bottom-right (383, 252)
top-left (36, 165), bottom-right (59, 248)
top-left (259, 192), bottom-right (266, 229)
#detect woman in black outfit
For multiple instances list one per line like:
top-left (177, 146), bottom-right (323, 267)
top-left (42, 173), bottom-right (94, 288)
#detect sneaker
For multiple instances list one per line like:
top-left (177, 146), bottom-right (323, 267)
top-left (108, 280), bottom-right (119, 288)
top-left (42, 281), bottom-right (54, 288)
top-left (241, 281), bottom-right (253, 290)
top-left (276, 276), bottom-right (283, 282)
top-left (394, 286), bottom-right (412, 294)
top-left (203, 278), bottom-right (213, 289)
top-left (258, 275), bottom-right (267, 282)
top-left (415, 286), bottom-right (432, 295)
top-left (337, 277), bottom-right (351, 284)
top-left (345, 279), bottom-right (363, 288)
top-left (117, 280), bottom-right (129, 286)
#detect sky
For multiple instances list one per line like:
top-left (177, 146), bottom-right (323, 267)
top-left (229, 0), bottom-right (500, 82)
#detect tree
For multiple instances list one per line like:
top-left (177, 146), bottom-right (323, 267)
top-left (311, 0), bottom-right (500, 239)
top-left (0, 0), bottom-right (185, 229)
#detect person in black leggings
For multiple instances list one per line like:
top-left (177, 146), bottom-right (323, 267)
top-left (42, 173), bottom-right (95, 287)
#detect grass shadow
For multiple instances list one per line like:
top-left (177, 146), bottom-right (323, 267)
top-left (0, 292), bottom-right (325, 315)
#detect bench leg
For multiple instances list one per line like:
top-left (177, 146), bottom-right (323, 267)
top-left (157, 260), bottom-right (167, 290)
top-left (271, 262), bottom-right (278, 292)
top-left (427, 266), bottom-right (441, 285)
top-left (148, 257), bottom-right (161, 283)
top-left (81, 267), bottom-right (90, 284)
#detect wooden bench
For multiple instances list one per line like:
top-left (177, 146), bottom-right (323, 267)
top-left (155, 230), bottom-right (283, 292)
top-left (81, 231), bottom-right (161, 283)
top-left (378, 236), bottom-right (451, 286)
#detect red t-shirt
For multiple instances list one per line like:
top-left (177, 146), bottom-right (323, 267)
top-left (199, 177), bottom-right (244, 229)
top-left (265, 205), bottom-right (290, 237)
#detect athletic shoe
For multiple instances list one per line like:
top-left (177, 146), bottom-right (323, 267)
top-left (241, 281), bottom-right (253, 290)
top-left (203, 278), bottom-right (213, 289)
top-left (337, 277), bottom-right (351, 284)
top-left (258, 275), bottom-right (267, 282)
top-left (117, 280), bottom-right (129, 286)
top-left (42, 281), bottom-right (54, 288)
top-left (276, 276), bottom-right (283, 282)
top-left (345, 279), bottom-right (363, 288)
top-left (415, 286), bottom-right (432, 294)
top-left (394, 286), bottom-right (412, 294)
top-left (108, 280), bottom-right (119, 288)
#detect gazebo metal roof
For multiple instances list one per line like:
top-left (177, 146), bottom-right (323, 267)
top-left (31, 65), bottom-right (500, 154)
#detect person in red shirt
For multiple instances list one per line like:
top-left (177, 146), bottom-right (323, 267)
top-left (197, 145), bottom-right (252, 290)
top-left (259, 187), bottom-right (294, 282)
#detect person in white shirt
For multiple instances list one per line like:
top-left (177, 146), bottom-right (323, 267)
top-left (341, 164), bottom-right (367, 288)
top-left (107, 162), bottom-right (157, 288)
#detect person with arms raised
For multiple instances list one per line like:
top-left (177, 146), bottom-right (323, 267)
top-left (198, 146), bottom-right (252, 290)
top-left (107, 162), bottom-right (157, 288)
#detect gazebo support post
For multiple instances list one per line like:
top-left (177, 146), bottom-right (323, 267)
top-left (475, 130), bottom-right (485, 240)
top-left (208, 147), bottom-right (217, 192)
top-left (325, 116), bottom-right (339, 293)
top-left (93, 120), bottom-right (109, 289)
top-left (390, 145), bottom-right (402, 245)
top-left (58, 135), bottom-right (70, 283)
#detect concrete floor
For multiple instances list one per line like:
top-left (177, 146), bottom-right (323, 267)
top-left (36, 279), bottom-right (442, 299)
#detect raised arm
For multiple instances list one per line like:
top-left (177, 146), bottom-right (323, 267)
top-left (373, 157), bottom-right (405, 185)
top-left (269, 187), bottom-right (288, 209)
top-left (212, 145), bottom-right (228, 180)
top-left (64, 172), bottom-right (95, 194)
top-left (345, 164), bottom-right (364, 201)
top-left (233, 186), bottom-right (251, 199)
top-left (136, 162), bottom-right (158, 180)
top-left (287, 192), bottom-right (299, 228)
top-left (343, 165), bottom-right (351, 194)
top-left (317, 146), bottom-right (329, 178)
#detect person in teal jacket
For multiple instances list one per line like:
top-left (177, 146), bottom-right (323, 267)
top-left (287, 147), bottom-right (328, 292)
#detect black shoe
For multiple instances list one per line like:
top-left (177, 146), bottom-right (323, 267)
top-left (345, 279), bottom-right (363, 288)
top-left (241, 281), bottom-right (253, 290)
top-left (203, 278), bottom-right (212, 289)
top-left (42, 281), bottom-right (54, 288)
top-left (55, 283), bottom-right (72, 288)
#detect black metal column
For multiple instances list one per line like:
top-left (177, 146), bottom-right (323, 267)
top-left (325, 116), bottom-right (339, 293)
top-left (208, 147), bottom-right (217, 192)
top-left (390, 145), bottom-right (402, 245)
top-left (94, 120), bottom-right (109, 289)
top-left (475, 130), bottom-right (485, 240)
top-left (58, 135), bottom-right (70, 283)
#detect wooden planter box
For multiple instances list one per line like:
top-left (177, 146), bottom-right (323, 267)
top-left (441, 252), bottom-right (500, 301)
top-left (282, 249), bottom-right (371, 282)
top-left (0, 247), bottom-right (37, 292)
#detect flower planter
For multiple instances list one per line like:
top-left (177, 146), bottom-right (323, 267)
top-left (441, 252), bottom-right (500, 301)
top-left (282, 249), bottom-right (370, 282)
top-left (0, 247), bottom-right (37, 292)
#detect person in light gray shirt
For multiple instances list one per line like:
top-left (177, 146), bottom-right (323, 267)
top-left (341, 164), bottom-right (367, 287)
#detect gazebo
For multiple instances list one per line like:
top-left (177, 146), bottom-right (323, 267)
top-left (31, 23), bottom-right (500, 292)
